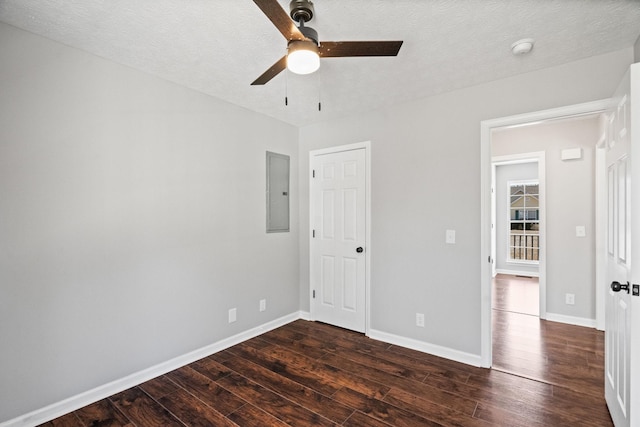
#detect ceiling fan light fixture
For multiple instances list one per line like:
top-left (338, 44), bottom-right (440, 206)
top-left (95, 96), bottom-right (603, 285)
top-left (250, 0), bottom-right (403, 85)
top-left (287, 40), bottom-right (320, 75)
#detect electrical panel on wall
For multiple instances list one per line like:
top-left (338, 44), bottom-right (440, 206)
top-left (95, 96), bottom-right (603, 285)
top-left (266, 151), bottom-right (290, 233)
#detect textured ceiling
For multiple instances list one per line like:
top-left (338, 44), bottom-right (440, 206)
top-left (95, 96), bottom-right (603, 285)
top-left (1, 0), bottom-right (640, 127)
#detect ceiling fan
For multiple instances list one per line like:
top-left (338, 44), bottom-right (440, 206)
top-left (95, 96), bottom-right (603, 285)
top-left (251, 0), bottom-right (403, 85)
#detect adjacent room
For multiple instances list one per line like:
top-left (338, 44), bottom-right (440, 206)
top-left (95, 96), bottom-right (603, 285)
top-left (1, 1), bottom-right (640, 426)
top-left (490, 113), bottom-right (602, 382)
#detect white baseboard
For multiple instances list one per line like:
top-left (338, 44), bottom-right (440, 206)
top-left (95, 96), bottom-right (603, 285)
top-left (299, 310), bottom-right (312, 321)
top-left (545, 312), bottom-right (597, 328)
top-left (1, 311), bottom-right (306, 427)
top-left (367, 329), bottom-right (483, 368)
top-left (495, 269), bottom-right (539, 278)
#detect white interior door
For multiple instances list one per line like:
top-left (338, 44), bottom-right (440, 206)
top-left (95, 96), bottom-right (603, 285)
top-left (310, 147), bottom-right (366, 332)
top-left (604, 65), bottom-right (635, 427)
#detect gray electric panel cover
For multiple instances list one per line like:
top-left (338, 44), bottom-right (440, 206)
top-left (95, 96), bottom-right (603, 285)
top-left (266, 151), bottom-right (290, 233)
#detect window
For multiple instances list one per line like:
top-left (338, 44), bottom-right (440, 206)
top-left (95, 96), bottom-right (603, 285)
top-left (508, 181), bottom-right (539, 262)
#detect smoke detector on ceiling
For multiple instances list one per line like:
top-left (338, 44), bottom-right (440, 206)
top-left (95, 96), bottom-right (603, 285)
top-left (511, 38), bottom-right (535, 55)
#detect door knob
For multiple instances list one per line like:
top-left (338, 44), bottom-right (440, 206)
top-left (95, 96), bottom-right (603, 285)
top-left (356, 247), bottom-right (364, 253)
top-left (611, 281), bottom-right (630, 294)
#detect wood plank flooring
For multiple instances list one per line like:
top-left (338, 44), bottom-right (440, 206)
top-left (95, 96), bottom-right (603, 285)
top-left (492, 274), bottom-right (539, 316)
top-left (492, 274), bottom-right (607, 403)
top-left (41, 314), bottom-right (612, 426)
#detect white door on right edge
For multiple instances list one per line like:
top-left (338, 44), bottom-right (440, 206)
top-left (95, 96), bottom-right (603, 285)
top-left (604, 65), bottom-right (636, 427)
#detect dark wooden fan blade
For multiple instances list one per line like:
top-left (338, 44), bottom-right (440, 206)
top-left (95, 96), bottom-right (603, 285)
top-left (251, 55), bottom-right (287, 85)
top-left (253, 0), bottom-right (305, 41)
top-left (319, 41), bottom-right (403, 57)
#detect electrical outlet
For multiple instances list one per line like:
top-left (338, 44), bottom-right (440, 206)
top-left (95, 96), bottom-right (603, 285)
top-left (416, 313), bottom-right (425, 327)
top-left (228, 308), bottom-right (237, 323)
top-left (565, 294), bottom-right (575, 305)
top-left (259, 299), bottom-right (266, 312)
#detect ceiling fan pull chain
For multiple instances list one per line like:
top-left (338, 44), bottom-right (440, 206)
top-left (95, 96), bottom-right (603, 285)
top-left (285, 69), bottom-right (289, 106)
top-left (317, 68), bottom-right (321, 112)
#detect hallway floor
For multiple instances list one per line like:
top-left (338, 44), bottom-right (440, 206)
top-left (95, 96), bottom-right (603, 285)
top-left (492, 274), bottom-right (606, 401)
top-left (492, 273), bottom-right (539, 316)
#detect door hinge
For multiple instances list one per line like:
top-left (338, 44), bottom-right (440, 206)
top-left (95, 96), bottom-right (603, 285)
top-left (313, 290), bottom-right (316, 298)
top-left (488, 256), bottom-right (492, 263)
top-left (312, 169), bottom-right (315, 178)
top-left (312, 229), bottom-right (315, 238)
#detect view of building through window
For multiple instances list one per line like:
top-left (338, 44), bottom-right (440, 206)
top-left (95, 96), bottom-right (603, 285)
top-left (509, 181), bottom-right (539, 262)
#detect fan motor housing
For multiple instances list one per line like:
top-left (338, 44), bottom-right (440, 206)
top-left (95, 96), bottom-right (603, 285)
top-left (299, 25), bottom-right (318, 44)
top-left (290, 0), bottom-right (314, 23)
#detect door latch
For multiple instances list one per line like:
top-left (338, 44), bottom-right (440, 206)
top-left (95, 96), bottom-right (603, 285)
top-left (611, 281), bottom-right (630, 294)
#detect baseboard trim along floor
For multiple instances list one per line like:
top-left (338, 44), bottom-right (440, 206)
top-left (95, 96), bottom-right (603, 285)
top-left (2, 312), bottom-right (302, 427)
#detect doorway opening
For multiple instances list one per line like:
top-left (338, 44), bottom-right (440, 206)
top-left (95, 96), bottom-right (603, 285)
top-left (489, 113), bottom-right (607, 381)
top-left (491, 153), bottom-right (545, 375)
top-left (492, 156), bottom-right (544, 317)
top-left (480, 100), bottom-right (610, 368)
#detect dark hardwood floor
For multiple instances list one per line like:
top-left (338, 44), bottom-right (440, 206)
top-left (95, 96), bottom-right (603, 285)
top-left (41, 307), bottom-right (612, 427)
top-left (492, 273), bottom-right (611, 425)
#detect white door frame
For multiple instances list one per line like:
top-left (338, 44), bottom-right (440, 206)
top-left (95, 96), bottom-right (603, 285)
top-left (309, 141), bottom-right (372, 334)
top-left (595, 133), bottom-right (607, 331)
top-left (480, 99), bottom-right (610, 367)
top-left (492, 153), bottom-right (546, 318)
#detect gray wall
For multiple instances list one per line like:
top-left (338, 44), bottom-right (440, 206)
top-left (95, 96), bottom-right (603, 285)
top-left (0, 19), bottom-right (635, 424)
top-left (493, 117), bottom-right (601, 320)
top-left (298, 49), bottom-right (632, 356)
top-left (635, 34), bottom-right (640, 62)
top-left (0, 23), bottom-right (299, 423)
top-left (494, 162), bottom-right (539, 275)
